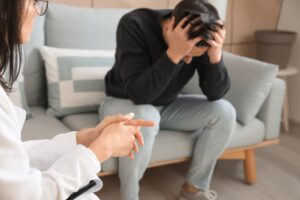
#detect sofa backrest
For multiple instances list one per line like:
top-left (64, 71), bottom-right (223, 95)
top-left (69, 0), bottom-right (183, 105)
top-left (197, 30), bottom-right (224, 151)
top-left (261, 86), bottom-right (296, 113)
top-left (45, 4), bottom-right (130, 49)
top-left (23, 16), bottom-right (46, 106)
top-left (23, 4), bottom-right (131, 106)
top-left (182, 52), bottom-right (278, 125)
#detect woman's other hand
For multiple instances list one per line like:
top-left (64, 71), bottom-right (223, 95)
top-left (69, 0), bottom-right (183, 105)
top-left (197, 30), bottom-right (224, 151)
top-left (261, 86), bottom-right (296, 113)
top-left (89, 123), bottom-right (143, 163)
top-left (76, 113), bottom-right (155, 148)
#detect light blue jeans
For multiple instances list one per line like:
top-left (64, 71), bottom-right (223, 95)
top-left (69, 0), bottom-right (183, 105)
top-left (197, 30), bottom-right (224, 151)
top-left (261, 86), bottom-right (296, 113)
top-left (98, 95), bottom-right (236, 200)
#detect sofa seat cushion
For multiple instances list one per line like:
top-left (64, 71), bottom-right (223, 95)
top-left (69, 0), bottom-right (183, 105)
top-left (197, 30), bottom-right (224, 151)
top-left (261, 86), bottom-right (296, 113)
top-left (22, 107), bottom-right (71, 141)
top-left (62, 113), bottom-right (265, 173)
top-left (62, 112), bottom-right (99, 130)
top-left (229, 118), bottom-right (265, 149)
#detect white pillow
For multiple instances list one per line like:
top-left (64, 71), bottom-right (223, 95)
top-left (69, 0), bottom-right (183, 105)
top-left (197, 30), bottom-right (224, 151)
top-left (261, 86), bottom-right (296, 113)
top-left (39, 46), bottom-right (115, 117)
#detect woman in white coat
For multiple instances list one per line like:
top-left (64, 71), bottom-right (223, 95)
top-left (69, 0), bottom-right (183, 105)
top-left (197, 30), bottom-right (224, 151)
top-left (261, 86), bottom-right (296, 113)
top-left (0, 0), bottom-right (154, 199)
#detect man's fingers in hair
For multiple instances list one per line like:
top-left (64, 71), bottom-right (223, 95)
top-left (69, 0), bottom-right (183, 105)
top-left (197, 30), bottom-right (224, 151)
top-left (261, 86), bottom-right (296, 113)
top-left (218, 28), bottom-right (226, 40)
top-left (168, 16), bottom-right (176, 31)
top-left (215, 20), bottom-right (225, 28)
top-left (191, 36), bottom-right (203, 45)
top-left (190, 16), bottom-right (202, 27)
top-left (176, 15), bottom-right (190, 30)
top-left (213, 24), bottom-right (226, 40)
top-left (183, 23), bottom-right (192, 34)
top-left (191, 24), bottom-right (202, 32)
top-left (206, 39), bottom-right (219, 47)
top-left (209, 31), bottom-right (223, 44)
top-left (188, 17), bottom-right (203, 38)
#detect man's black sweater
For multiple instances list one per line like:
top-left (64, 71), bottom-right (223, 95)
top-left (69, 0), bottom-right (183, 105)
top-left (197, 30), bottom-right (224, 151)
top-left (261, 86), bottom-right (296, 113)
top-left (105, 9), bottom-right (230, 106)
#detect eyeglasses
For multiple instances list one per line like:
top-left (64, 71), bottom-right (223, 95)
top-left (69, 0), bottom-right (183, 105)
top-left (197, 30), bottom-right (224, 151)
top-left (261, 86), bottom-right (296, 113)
top-left (34, 0), bottom-right (48, 16)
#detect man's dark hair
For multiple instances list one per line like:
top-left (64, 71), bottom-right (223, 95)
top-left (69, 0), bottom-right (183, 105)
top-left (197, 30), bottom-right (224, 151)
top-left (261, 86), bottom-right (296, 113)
top-left (173, 0), bottom-right (222, 47)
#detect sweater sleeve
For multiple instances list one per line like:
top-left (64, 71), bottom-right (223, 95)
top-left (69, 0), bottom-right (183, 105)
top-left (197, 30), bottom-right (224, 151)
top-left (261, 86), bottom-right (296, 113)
top-left (23, 131), bottom-right (78, 171)
top-left (0, 106), bottom-right (101, 200)
top-left (117, 23), bottom-right (183, 104)
top-left (195, 53), bottom-right (231, 101)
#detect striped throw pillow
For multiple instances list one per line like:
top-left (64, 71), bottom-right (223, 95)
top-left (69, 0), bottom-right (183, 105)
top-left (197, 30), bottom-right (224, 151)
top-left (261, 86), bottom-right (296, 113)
top-left (40, 46), bottom-right (115, 117)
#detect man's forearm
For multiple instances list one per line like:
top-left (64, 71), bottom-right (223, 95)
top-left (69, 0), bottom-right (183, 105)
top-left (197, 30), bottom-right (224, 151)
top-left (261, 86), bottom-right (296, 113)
top-left (199, 60), bottom-right (230, 101)
top-left (125, 53), bottom-right (182, 104)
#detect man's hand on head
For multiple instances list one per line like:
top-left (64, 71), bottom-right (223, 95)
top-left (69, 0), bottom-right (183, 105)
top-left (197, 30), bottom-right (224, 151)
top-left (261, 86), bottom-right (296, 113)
top-left (206, 20), bottom-right (226, 64)
top-left (166, 16), bottom-right (203, 64)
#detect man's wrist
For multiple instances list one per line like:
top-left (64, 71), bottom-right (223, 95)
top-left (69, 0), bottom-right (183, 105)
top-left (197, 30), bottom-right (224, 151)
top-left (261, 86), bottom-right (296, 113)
top-left (167, 49), bottom-right (183, 64)
top-left (208, 51), bottom-right (222, 64)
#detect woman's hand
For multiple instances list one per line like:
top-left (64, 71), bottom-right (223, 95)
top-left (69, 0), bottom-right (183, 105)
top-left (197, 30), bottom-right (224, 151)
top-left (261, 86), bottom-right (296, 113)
top-left (76, 113), bottom-right (155, 148)
top-left (89, 123), bottom-right (144, 163)
top-left (95, 113), bottom-right (134, 136)
top-left (206, 21), bottom-right (226, 64)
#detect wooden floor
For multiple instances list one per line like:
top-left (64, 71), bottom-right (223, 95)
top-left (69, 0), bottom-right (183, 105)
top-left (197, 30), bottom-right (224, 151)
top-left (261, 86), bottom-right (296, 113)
top-left (96, 125), bottom-right (300, 200)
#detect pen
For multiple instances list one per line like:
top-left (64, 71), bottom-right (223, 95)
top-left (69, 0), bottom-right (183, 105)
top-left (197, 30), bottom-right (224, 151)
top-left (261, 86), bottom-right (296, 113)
top-left (66, 180), bottom-right (97, 200)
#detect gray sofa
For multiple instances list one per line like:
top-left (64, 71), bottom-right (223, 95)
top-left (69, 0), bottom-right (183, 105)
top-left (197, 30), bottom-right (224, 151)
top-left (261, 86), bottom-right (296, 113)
top-left (22, 4), bottom-right (285, 184)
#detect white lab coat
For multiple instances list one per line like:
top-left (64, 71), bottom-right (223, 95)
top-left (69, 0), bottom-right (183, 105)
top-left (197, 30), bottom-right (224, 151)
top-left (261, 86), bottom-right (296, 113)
top-left (0, 86), bottom-right (102, 200)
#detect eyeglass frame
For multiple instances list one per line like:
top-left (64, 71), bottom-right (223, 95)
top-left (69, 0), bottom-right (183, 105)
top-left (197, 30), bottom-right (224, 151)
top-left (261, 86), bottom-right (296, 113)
top-left (33, 0), bottom-right (49, 16)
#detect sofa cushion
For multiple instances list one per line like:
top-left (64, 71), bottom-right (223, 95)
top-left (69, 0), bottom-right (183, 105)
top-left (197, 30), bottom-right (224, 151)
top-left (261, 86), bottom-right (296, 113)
top-left (9, 74), bottom-right (31, 117)
top-left (182, 52), bottom-right (278, 125)
top-left (224, 53), bottom-right (278, 125)
top-left (257, 79), bottom-right (286, 140)
top-left (228, 118), bottom-right (265, 149)
top-left (22, 107), bottom-right (71, 141)
top-left (39, 46), bottom-right (115, 117)
top-left (62, 112), bottom-right (265, 172)
top-left (23, 16), bottom-right (47, 107)
top-left (46, 4), bottom-right (130, 50)
top-left (62, 113), bottom-right (99, 131)
top-left (151, 118), bottom-right (265, 165)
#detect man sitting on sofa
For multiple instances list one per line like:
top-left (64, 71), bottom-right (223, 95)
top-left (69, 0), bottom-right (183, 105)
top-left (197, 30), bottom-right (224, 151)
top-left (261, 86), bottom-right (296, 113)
top-left (99, 0), bottom-right (236, 199)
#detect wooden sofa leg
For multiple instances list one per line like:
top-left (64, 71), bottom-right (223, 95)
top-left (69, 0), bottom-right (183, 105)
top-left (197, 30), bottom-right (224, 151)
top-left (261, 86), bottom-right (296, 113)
top-left (243, 149), bottom-right (257, 185)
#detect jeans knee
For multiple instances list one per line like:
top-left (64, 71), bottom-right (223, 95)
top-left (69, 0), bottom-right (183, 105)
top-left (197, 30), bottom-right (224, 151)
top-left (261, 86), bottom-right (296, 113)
top-left (134, 105), bottom-right (161, 124)
top-left (131, 105), bottom-right (161, 139)
top-left (207, 99), bottom-right (236, 128)
top-left (99, 97), bottom-right (161, 139)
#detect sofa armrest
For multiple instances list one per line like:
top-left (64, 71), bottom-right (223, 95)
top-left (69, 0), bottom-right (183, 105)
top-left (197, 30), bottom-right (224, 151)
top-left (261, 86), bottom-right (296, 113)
top-left (257, 78), bottom-right (286, 140)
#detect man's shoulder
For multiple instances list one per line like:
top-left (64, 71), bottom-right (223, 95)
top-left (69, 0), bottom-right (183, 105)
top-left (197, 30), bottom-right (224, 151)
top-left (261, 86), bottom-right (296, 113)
top-left (119, 8), bottom-right (171, 28)
top-left (120, 9), bottom-right (156, 25)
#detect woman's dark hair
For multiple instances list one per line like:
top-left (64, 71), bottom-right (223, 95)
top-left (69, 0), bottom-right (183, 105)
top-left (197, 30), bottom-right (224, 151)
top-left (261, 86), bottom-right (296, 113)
top-left (0, 0), bottom-right (25, 92)
top-left (173, 0), bottom-right (222, 46)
